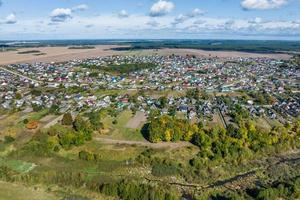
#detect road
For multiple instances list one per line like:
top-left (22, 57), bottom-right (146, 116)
top-left (0, 66), bottom-right (42, 84)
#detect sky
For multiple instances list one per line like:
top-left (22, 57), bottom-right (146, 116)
top-left (1, 0), bottom-right (300, 40)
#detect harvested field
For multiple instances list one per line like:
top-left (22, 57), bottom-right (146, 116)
top-left (0, 45), bottom-right (125, 65)
top-left (125, 48), bottom-right (292, 59)
top-left (0, 46), bottom-right (292, 65)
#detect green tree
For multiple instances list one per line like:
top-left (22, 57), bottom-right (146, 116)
top-left (62, 113), bottom-right (73, 126)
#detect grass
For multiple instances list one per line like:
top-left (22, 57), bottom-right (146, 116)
top-left (102, 110), bottom-right (146, 141)
top-left (26, 109), bottom-right (50, 121)
top-left (58, 140), bottom-right (145, 163)
top-left (0, 181), bottom-right (56, 200)
top-left (255, 117), bottom-right (271, 131)
top-left (0, 157), bottom-right (36, 173)
top-left (0, 109), bottom-right (49, 138)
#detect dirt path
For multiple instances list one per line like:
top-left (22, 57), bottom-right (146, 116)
top-left (126, 111), bottom-right (147, 129)
top-left (94, 137), bottom-right (193, 149)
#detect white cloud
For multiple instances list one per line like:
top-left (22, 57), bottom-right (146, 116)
top-left (188, 8), bottom-right (204, 18)
top-left (51, 8), bottom-right (72, 22)
top-left (72, 4), bottom-right (89, 12)
top-left (249, 17), bottom-right (263, 24)
top-left (173, 8), bottom-right (204, 25)
top-left (146, 20), bottom-right (160, 27)
top-left (118, 10), bottom-right (129, 18)
top-left (2, 10), bottom-right (300, 40)
top-left (241, 0), bottom-right (288, 10)
top-left (4, 14), bottom-right (17, 24)
top-left (150, 0), bottom-right (175, 17)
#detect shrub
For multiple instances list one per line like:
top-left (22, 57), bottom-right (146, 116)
top-left (4, 136), bottom-right (15, 144)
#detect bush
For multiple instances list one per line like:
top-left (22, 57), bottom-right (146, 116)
top-left (4, 136), bottom-right (15, 144)
top-left (78, 150), bottom-right (97, 161)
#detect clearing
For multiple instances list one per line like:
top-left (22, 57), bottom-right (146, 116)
top-left (126, 111), bottom-right (147, 129)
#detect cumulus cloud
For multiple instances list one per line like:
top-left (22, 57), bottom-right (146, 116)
top-left (4, 14), bottom-right (17, 24)
top-left (241, 0), bottom-right (288, 10)
top-left (51, 8), bottom-right (72, 22)
top-left (149, 0), bottom-right (175, 17)
top-left (118, 10), bottom-right (129, 18)
top-left (173, 8), bottom-right (204, 25)
top-left (72, 4), bottom-right (88, 12)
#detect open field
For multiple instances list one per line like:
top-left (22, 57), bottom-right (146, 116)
top-left (0, 46), bottom-right (292, 65)
top-left (124, 48), bottom-right (292, 59)
top-left (0, 45), bottom-right (124, 65)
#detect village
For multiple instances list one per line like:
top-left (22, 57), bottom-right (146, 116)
top-left (0, 54), bottom-right (299, 135)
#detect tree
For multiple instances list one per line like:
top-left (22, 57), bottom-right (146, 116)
top-left (192, 131), bottom-right (211, 150)
top-left (158, 96), bottom-right (167, 108)
top-left (62, 113), bottom-right (73, 126)
top-left (168, 106), bottom-right (176, 117)
top-left (15, 92), bottom-right (22, 100)
top-left (59, 131), bottom-right (75, 149)
top-left (186, 89), bottom-right (200, 100)
top-left (74, 116), bottom-right (88, 132)
top-left (49, 104), bottom-right (59, 114)
top-left (148, 109), bottom-right (161, 121)
top-left (88, 111), bottom-right (103, 131)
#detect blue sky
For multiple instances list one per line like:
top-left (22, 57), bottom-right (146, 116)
top-left (1, 0), bottom-right (300, 40)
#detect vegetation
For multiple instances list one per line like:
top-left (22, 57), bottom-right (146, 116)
top-left (111, 40), bottom-right (300, 53)
top-left (145, 115), bottom-right (198, 142)
top-left (100, 180), bottom-right (180, 200)
top-left (81, 62), bottom-right (157, 74)
top-left (68, 46), bottom-right (95, 49)
top-left (145, 115), bottom-right (300, 166)
top-left (17, 50), bottom-right (41, 54)
top-left (62, 113), bottom-right (73, 126)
